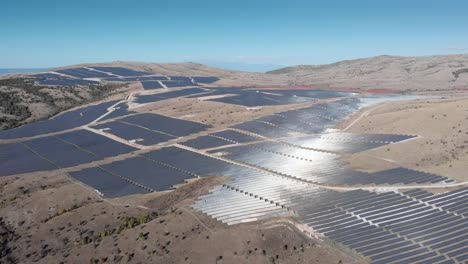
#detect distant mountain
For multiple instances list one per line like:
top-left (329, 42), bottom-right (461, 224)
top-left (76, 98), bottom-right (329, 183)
top-left (268, 54), bottom-right (468, 91)
top-left (197, 61), bottom-right (286, 73)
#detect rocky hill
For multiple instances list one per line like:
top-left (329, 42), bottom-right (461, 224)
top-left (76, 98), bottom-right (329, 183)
top-left (268, 54), bottom-right (468, 91)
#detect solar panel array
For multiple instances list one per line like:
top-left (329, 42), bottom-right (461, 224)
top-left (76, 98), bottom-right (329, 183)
top-left (0, 80), bottom-right (461, 263)
top-left (180, 129), bottom-right (258, 149)
top-left (192, 76), bottom-right (220, 83)
top-left (141, 80), bottom-right (163, 90)
top-left (186, 88), bottom-right (354, 107)
top-left (31, 73), bottom-right (63, 79)
top-left (211, 142), bottom-right (450, 186)
top-left (92, 113), bottom-right (209, 146)
top-left (230, 98), bottom-right (362, 137)
top-left (123, 76), bottom-right (169, 81)
top-left (282, 132), bottom-right (416, 153)
top-left (70, 155), bottom-right (207, 197)
top-left (194, 168), bottom-right (468, 263)
top-left (0, 130), bottom-right (136, 177)
top-left (36, 79), bottom-right (100, 86)
top-left (135, 88), bottom-right (208, 104)
top-left (56, 68), bottom-right (112, 78)
top-left (99, 101), bottom-right (135, 121)
top-left (206, 91), bottom-right (312, 106)
top-left (169, 76), bottom-right (192, 81)
top-left (29, 67), bottom-right (222, 88)
top-left (161, 80), bottom-right (198, 88)
top-left (89, 66), bottom-right (152, 76)
top-left (71, 167), bottom-right (151, 197)
top-left (92, 121), bottom-right (175, 146)
top-left (0, 100), bottom-right (118, 139)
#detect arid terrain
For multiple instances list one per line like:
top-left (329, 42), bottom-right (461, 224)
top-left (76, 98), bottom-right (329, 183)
top-left (1, 57), bottom-right (468, 264)
top-left (2, 54), bottom-right (468, 129)
top-left (268, 54), bottom-right (468, 91)
top-left (0, 169), bottom-right (360, 264)
top-left (341, 96), bottom-right (468, 182)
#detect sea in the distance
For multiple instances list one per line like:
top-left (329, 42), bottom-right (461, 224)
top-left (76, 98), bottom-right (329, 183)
top-left (0, 68), bottom-right (47, 75)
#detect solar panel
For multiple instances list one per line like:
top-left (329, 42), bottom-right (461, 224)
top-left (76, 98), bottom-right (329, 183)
top-left (180, 135), bottom-right (234, 149)
top-left (69, 167), bottom-right (149, 198)
top-left (92, 121), bottom-right (175, 146)
top-left (101, 156), bottom-right (196, 191)
top-left (56, 130), bottom-right (137, 157)
top-left (31, 73), bottom-right (63, 79)
top-left (55, 68), bottom-right (112, 78)
top-left (0, 143), bottom-right (56, 176)
top-left (118, 113), bottom-right (209, 137)
top-left (161, 80), bottom-right (198, 88)
top-left (192, 76), bottom-right (220, 83)
top-left (141, 81), bottom-right (163, 89)
top-left (90, 67), bottom-right (152, 76)
top-left (135, 88), bottom-right (207, 103)
top-left (0, 100), bottom-right (118, 139)
top-left (24, 136), bottom-right (99, 167)
top-left (36, 79), bottom-right (100, 86)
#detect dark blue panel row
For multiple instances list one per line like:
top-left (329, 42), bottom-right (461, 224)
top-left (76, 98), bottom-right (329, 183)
top-left (124, 76), bottom-right (168, 81)
top-left (162, 80), bottom-right (198, 88)
top-left (0, 143), bottom-right (56, 176)
top-left (180, 135), bottom-right (233, 149)
top-left (169, 76), bottom-right (192, 81)
top-left (141, 81), bottom-right (163, 89)
top-left (135, 88), bottom-right (207, 104)
top-left (207, 91), bottom-right (311, 107)
top-left (24, 136), bottom-right (99, 167)
top-left (99, 102), bottom-right (135, 121)
top-left (31, 73), bottom-right (63, 79)
top-left (192, 76), bottom-right (220, 83)
top-left (92, 121), bottom-right (175, 146)
top-left (69, 167), bottom-right (149, 198)
top-left (210, 130), bottom-right (259, 143)
top-left (0, 130), bottom-right (135, 176)
top-left (0, 100), bottom-right (118, 139)
top-left (55, 68), bottom-right (112, 78)
top-left (37, 79), bottom-right (100, 86)
top-left (90, 67), bottom-right (152, 77)
top-left (57, 130), bottom-right (137, 157)
top-left (119, 113), bottom-right (209, 137)
top-left (101, 157), bottom-right (195, 191)
top-left (233, 121), bottom-right (293, 138)
top-left (142, 146), bottom-right (234, 176)
top-left (186, 88), bottom-right (354, 107)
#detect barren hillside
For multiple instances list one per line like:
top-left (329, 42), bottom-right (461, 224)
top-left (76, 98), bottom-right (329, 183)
top-left (268, 54), bottom-right (468, 91)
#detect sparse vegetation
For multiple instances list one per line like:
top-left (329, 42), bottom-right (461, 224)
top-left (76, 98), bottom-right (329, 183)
top-left (0, 78), bottom-right (125, 130)
top-left (0, 217), bottom-right (18, 263)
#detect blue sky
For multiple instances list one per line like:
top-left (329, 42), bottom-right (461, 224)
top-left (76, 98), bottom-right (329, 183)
top-left (2, 0), bottom-right (468, 70)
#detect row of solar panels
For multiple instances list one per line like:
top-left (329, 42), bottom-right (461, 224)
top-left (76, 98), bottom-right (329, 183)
top-left (134, 87), bottom-right (355, 106)
top-left (225, 98), bottom-right (361, 137)
top-left (194, 169), bottom-right (467, 263)
top-left (0, 87), bottom-right (210, 140)
top-left (67, 146), bottom-right (278, 197)
top-left (184, 88), bottom-right (354, 107)
top-left (0, 100), bottom-right (120, 140)
top-left (140, 80), bottom-right (199, 90)
top-left (92, 113), bottom-right (209, 146)
top-left (181, 129), bottom-right (415, 154)
top-left (210, 141), bottom-right (451, 185)
top-left (0, 130), bottom-right (136, 176)
top-left (31, 67), bottom-right (219, 87)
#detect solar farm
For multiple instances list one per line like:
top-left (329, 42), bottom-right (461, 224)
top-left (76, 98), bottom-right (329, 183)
top-left (30, 66), bottom-right (219, 88)
top-left (1, 67), bottom-right (467, 264)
